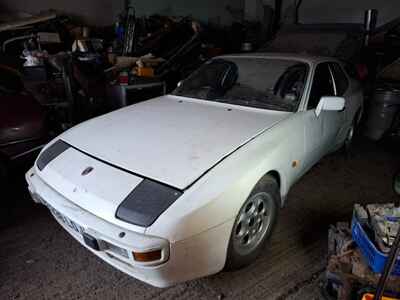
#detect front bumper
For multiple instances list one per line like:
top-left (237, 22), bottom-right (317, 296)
top-left (26, 167), bottom-right (232, 287)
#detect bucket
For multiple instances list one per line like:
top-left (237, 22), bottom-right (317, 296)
top-left (365, 89), bottom-right (400, 140)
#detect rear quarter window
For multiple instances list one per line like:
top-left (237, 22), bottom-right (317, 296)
top-left (330, 62), bottom-right (349, 96)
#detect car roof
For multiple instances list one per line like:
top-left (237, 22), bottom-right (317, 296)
top-left (218, 52), bottom-right (340, 65)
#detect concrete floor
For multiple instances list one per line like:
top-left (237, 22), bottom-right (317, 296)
top-left (1, 138), bottom-right (399, 300)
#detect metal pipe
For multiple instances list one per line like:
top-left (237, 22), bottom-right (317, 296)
top-left (364, 9), bottom-right (378, 46)
top-left (295, 0), bottom-right (303, 24)
top-left (373, 229), bottom-right (400, 299)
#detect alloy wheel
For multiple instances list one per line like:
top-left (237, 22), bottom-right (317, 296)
top-left (232, 192), bottom-right (274, 256)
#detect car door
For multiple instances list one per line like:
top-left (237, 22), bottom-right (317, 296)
top-left (320, 63), bottom-right (346, 149)
top-left (303, 62), bottom-right (342, 168)
top-left (329, 62), bottom-right (352, 145)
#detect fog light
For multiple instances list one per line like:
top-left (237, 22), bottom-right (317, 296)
top-left (132, 249), bottom-right (162, 262)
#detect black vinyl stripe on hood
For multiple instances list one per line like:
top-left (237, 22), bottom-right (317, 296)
top-left (67, 143), bottom-right (182, 192)
top-left (37, 140), bottom-right (70, 171)
top-left (37, 140), bottom-right (181, 227)
top-left (116, 179), bottom-right (182, 227)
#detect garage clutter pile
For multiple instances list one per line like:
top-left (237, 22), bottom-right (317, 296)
top-left (0, 2), bottom-right (274, 132)
top-left (325, 203), bottom-right (400, 299)
top-left (0, 9), bottom-right (228, 132)
top-left (355, 204), bottom-right (400, 253)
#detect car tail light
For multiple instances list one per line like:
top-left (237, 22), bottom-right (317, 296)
top-left (132, 249), bottom-right (162, 262)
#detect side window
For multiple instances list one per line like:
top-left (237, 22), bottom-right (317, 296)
top-left (330, 62), bottom-right (349, 96)
top-left (274, 64), bottom-right (308, 107)
top-left (308, 63), bottom-right (335, 109)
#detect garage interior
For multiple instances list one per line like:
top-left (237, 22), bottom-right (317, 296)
top-left (1, 1), bottom-right (400, 299)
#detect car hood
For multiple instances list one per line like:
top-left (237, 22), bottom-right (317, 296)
top-left (61, 96), bottom-right (291, 190)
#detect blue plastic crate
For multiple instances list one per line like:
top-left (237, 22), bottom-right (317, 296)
top-left (351, 216), bottom-right (400, 276)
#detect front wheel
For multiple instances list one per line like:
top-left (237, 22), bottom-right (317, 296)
top-left (344, 109), bottom-right (362, 155)
top-left (343, 117), bottom-right (358, 158)
top-left (225, 176), bottom-right (280, 270)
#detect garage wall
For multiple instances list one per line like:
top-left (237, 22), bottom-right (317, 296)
top-left (1, 0), bottom-right (118, 25)
top-left (1, 0), bottom-right (243, 26)
top-left (298, 0), bottom-right (400, 26)
top-left (243, 0), bottom-right (400, 26)
top-left (3, 0), bottom-right (399, 28)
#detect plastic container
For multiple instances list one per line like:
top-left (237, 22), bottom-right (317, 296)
top-left (351, 216), bottom-right (400, 276)
top-left (365, 88), bottom-right (400, 140)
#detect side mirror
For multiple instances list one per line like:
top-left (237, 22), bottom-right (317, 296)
top-left (315, 96), bottom-right (345, 117)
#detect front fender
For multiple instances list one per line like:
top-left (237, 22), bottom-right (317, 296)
top-left (147, 113), bottom-right (304, 242)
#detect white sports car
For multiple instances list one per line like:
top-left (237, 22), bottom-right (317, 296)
top-left (26, 53), bottom-right (363, 287)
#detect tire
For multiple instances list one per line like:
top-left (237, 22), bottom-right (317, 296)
top-left (225, 176), bottom-right (280, 270)
top-left (343, 114), bottom-right (359, 157)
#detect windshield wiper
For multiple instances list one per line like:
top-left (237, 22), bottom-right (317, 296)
top-left (205, 96), bottom-right (291, 112)
top-left (233, 96), bottom-right (289, 110)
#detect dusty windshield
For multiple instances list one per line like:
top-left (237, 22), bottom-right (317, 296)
top-left (172, 57), bottom-right (309, 112)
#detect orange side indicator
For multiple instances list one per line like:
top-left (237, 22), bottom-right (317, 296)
top-left (292, 160), bottom-right (299, 168)
top-left (133, 249), bottom-right (162, 262)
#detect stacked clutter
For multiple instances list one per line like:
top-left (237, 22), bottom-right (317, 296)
top-left (354, 204), bottom-right (400, 253)
top-left (368, 204), bottom-right (400, 253)
top-left (113, 54), bottom-right (166, 85)
top-left (111, 15), bottom-right (205, 87)
top-left (352, 203), bottom-right (400, 276)
top-left (324, 205), bottom-right (400, 299)
top-left (1, 4), bottom-right (267, 134)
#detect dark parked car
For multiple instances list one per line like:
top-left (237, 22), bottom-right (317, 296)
top-left (0, 65), bottom-right (48, 223)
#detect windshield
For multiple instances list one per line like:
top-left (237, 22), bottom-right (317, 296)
top-left (172, 57), bottom-right (309, 112)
